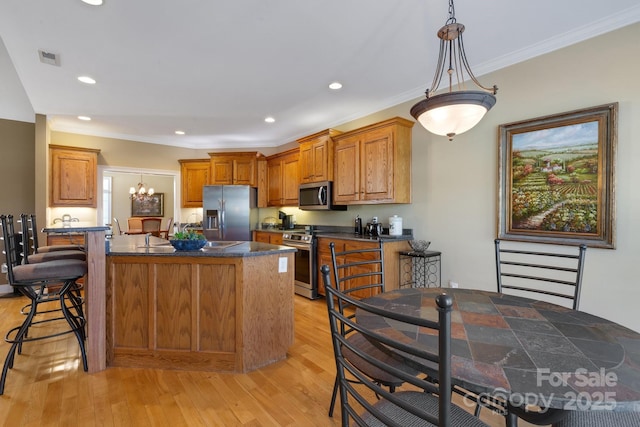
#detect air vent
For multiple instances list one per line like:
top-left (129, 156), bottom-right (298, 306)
top-left (38, 49), bottom-right (61, 66)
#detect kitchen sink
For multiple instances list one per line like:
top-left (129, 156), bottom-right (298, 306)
top-left (202, 241), bottom-right (244, 250)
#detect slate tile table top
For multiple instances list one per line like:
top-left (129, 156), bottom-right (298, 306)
top-left (357, 288), bottom-right (640, 413)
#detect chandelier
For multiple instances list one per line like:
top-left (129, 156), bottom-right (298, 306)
top-left (410, 0), bottom-right (497, 141)
top-left (129, 175), bottom-right (155, 201)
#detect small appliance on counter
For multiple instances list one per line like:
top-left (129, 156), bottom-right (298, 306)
top-left (365, 217), bottom-right (382, 237)
top-left (354, 215), bottom-right (363, 235)
top-left (389, 215), bottom-right (403, 236)
top-left (279, 211), bottom-right (295, 229)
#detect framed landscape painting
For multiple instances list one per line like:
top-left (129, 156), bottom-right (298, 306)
top-left (498, 103), bottom-right (617, 248)
top-left (131, 193), bottom-right (164, 217)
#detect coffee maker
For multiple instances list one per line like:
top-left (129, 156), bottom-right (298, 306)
top-left (278, 211), bottom-right (295, 229)
top-left (365, 217), bottom-right (382, 237)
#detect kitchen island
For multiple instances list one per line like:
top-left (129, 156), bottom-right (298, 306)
top-left (106, 235), bottom-right (296, 372)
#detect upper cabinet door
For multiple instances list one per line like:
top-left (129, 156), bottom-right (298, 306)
top-left (210, 157), bottom-right (234, 185)
top-left (333, 135), bottom-right (361, 203)
top-left (266, 148), bottom-right (299, 207)
top-left (50, 145), bottom-right (100, 207)
top-left (333, 117), bottom-right (413, 205)
top-left (209, 152), bottom-right (259, 187)
top-left (297, 129), bottom-right (340, 184)
top-left (180, 159), bottom-right (211, 207)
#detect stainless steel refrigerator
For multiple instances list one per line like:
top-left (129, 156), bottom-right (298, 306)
top-left (202, 185), bottom-right (258, 241)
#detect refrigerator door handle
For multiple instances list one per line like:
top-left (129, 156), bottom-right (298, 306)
top-left (219, 199), bottom-right (225, 239)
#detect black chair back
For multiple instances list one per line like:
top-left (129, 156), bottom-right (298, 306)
top-left (321, 264), bottom-right (455, 426)
top-left (495, 239), bottom-right (587, 309)
top-left (0, 215), bottom-right (23, 283)
top-left (328, 240), bottom-right (385, 300)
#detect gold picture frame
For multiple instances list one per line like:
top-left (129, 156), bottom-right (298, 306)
top-left (498, 103), bottom-right (617, 248)
top-left (131, 193), bottom-right (164, 217)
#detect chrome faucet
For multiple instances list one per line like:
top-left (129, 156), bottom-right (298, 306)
top-left (145, 233), bottom-right (151, 246)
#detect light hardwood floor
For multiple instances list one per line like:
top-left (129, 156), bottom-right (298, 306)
top-left (0, 292), bottom-right (545, 426)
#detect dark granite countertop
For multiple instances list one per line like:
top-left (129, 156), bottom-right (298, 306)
top-left (107, 234), bottom-right (295, 258)
top-left (314, 232), bottom-right (412, 243)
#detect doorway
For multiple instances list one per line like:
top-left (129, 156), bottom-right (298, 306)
top-left (98, 166), bottom-right (179, 232)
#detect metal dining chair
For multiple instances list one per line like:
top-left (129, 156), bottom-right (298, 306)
top-left (321, 264), bottom-right (489, 427)
top-left (488, 239), bottom-right (589, 426)
top-left (112, 218), bottom-right (124, 235)
top-left (552, 410), bottom-right (640, 426)
top-left (495, 239), bottom-right (587, 310)
top-left (324, 241), bottom-right (418, 418)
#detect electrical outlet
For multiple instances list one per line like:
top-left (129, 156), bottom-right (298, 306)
top-left (1, 263), bottom-right (7, 274)
top-left (449, 280), bottom-right (459, 288)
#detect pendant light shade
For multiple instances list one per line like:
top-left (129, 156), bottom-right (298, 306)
top-left (411, 0), bottom-right (497, 141)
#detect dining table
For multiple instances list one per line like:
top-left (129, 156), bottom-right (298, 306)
top-left (357, 287), bottom-right (640, 425)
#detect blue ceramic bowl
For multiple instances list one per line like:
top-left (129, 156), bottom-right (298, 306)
top-left (169, 239), bottom-right (207, 251)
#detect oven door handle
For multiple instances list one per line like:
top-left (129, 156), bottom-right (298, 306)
top-left (282, 242), bottom-right (312, 250)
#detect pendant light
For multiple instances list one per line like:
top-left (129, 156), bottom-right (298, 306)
top-left (410, 0), bottom-right (497, 141)
top-left (129, 174), bottom-right (155, 201)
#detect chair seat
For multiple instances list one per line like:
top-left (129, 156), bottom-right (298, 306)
top-left (12, 259), bottom-right (87, 283)
top-left (363, 391), bottom-right (490, 427)
top-left (553, 409), bottom-right (640, 426)
top-left (27, 249), bottom-right (86, 263)
top-left (344, 332), bottom-right (417, 386)
top-left (36, 244), bottom-right (84, 253)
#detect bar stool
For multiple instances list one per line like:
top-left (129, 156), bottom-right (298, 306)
top-left (23, 214), bottom-right (84, 254)
top-left (0, 214), bottom-right (88, 395)
top-left (18, 213), bottom-right (86, 319)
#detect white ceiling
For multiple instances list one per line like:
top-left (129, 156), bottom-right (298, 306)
top-left (1, 0), bottom-right (639, 149)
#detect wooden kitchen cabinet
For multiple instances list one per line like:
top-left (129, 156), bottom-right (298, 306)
top-left (209, 152), bottom-right (261, 186)
top-left (333, 117), bottom-right (413, 205)
top-left (46, 233), bottom-right (85, 246)
top-left (316, 236), bottom-right (410, 297)
top-left (179, 159), bottom-right (210, 207)
top-left (49, 145), bottom-right (100, 207)
top-left (297, 129), bottom-right (341, 184)
top-left (267, 148), bottom-right (299, 207)
top-left (252, 231), bottom-right (283, 245)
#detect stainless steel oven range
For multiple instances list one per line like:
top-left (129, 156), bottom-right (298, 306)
top-left (281, 232), bottom-right (317, 299)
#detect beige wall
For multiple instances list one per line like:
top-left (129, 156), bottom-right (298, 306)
top-left (0, 118), bottom-right (35, 216)
top-left (3, 23), bottom-right (639, 331)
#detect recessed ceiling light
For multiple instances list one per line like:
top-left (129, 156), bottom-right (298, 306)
top-left (175, 130), bottom-right (185, 135)
top-left (77, 76), bottom-right (96, 84)
top-left (329, 82), bottom-right (343, 90)
top-left (81, 0), bottom-right (103, 5)
top-left (264, 117), bottom-right (275, 123)
top-left (78, 116), bottom-right (91, 121)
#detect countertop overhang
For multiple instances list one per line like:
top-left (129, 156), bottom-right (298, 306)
top-left (107, 234), bottom-right (296, 257)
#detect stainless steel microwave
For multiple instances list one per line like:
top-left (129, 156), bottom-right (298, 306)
top-left (298, 181), bottom-right (347, 211)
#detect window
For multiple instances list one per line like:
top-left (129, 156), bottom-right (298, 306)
top-left (103, 176), bottom-right (112, 226)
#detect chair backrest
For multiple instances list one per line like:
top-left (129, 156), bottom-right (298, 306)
top-left (141, 218), bottom-right (162, 237)
top-left (20, 213), bottom-right (38, 254)
top-left (320, 264), bottom-right (454, 426)
top-left (328, 240), bottom-right (385, 300)
top-left (159, 217), bottom-right (173, 239)
top-left (113, 218), bottom-right (123, 235)
top-left (495, 239), bottom-right (587, 309)
top-left (0, 215), bottom-right (23, 283)
top-left (128, 217), bottom-right (141, 231)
